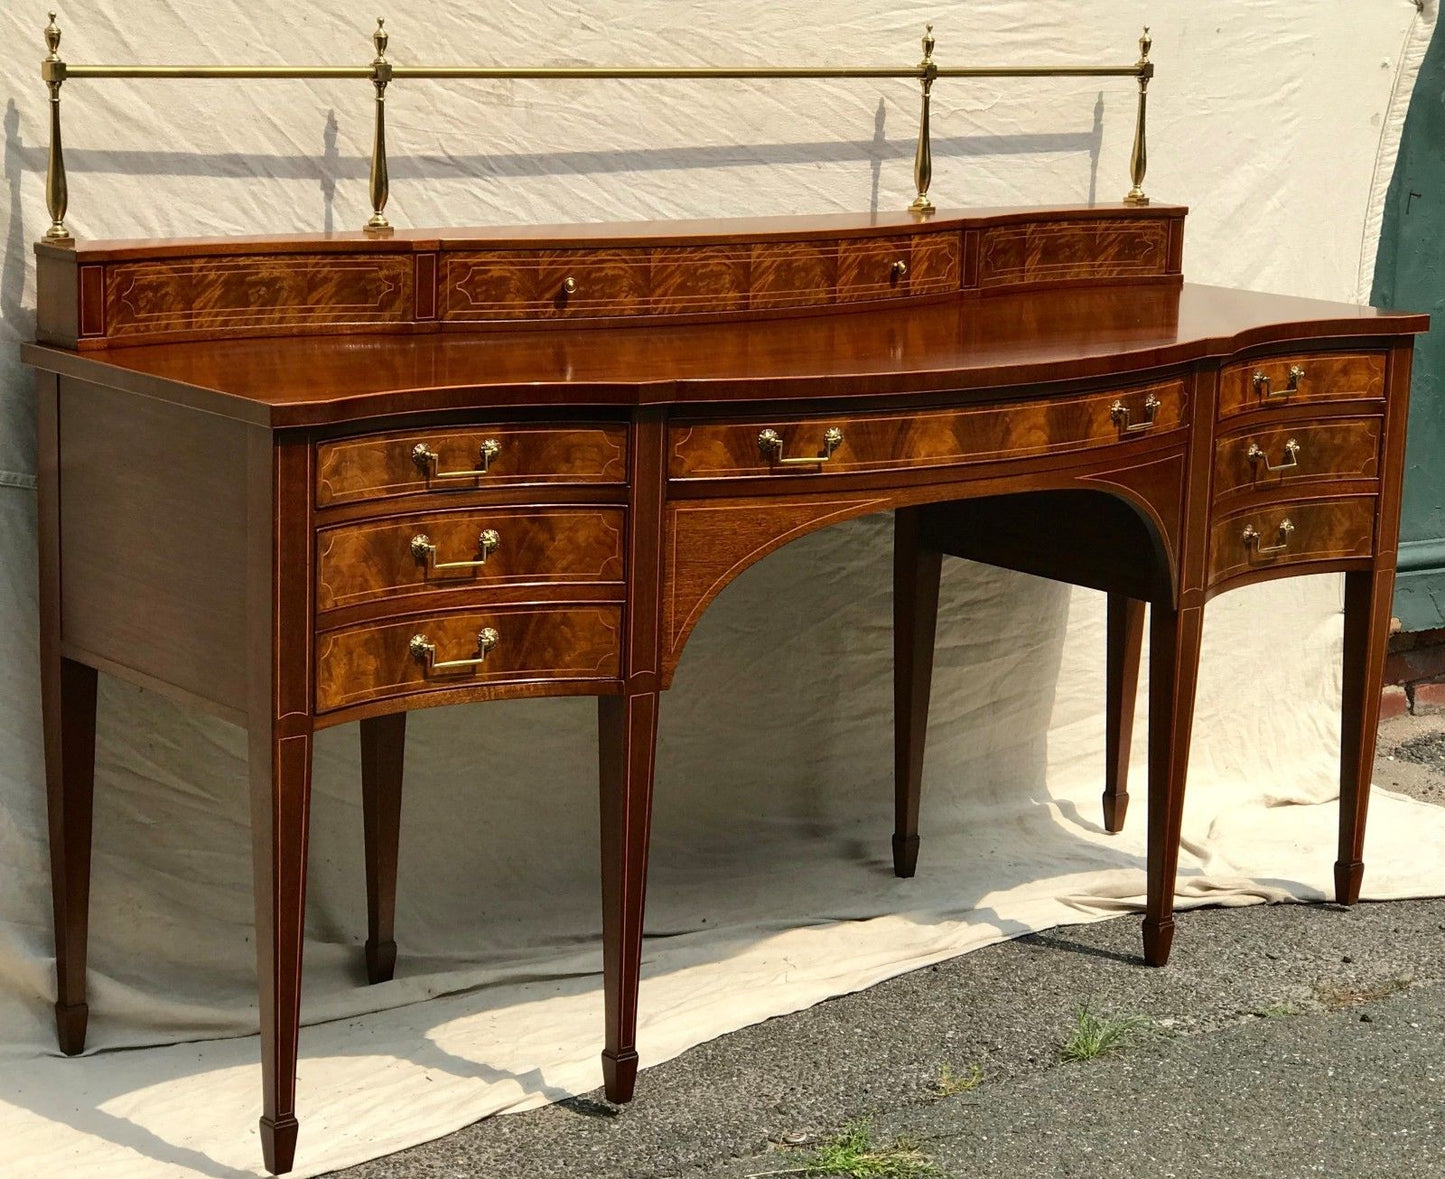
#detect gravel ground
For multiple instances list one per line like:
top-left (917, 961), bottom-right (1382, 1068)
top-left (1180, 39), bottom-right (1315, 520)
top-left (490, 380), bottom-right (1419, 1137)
top-left (333, 712), bottom-right (1445, 1179)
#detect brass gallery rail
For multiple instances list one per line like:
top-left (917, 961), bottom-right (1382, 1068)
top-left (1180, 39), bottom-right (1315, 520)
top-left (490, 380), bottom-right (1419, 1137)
top-left (38, 12), bottom-right (1155, 240)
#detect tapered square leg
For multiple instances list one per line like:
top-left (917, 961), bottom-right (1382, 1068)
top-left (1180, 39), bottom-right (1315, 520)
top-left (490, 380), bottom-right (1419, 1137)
top-left (1104, 595), bottom-right (1146, 834)
top-left (893, 508), bottom-right (942, 879)
top-left (38, 377), bottom-right (100, 1057)
top-left (1336, 568), bottom-right (1395, 906)
top-left (598, 692), bottom-right (660, 1104)
top-left (44, 657), bottom-right (99, 1056)
top-left (1142, 603), bottom-right (1203, 967)
top-left (360, 712), bottom-right (406, 984)
top-left (247, 436), bottom-right (316, 1175)
top-left (250, 725), bottom-right (313, 1176)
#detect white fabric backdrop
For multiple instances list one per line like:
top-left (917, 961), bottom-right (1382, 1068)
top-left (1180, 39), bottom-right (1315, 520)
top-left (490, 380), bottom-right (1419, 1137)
top-left (1, 2), bottom-right (1443, 1175)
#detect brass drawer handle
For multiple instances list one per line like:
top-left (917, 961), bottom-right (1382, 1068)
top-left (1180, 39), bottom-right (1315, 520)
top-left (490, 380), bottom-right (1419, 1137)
top-left (562, 276), bottom-right (578, 295)
top-left (410, 528), bottom-right (500, 571)
top-left (758, 426), bottom-right (844, 466)
top-left (1242, 518), bottom-right (1295, 556)
top-left (409, 627), bottom-right (500, 673)
top-left (1246, 438), bottom-right (1301, 473)
top-left (891, 259), bottom-right (908, 280)
top-left (412, 438), bottom-right (501, 479)
top-left (1109, 392), bottom-right (1160, 433)
top-left (1253, 364), bottom-right (1305, 400)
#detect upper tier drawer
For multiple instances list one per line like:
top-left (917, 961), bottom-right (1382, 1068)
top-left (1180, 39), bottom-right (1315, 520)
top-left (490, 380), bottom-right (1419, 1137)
top-left (440, 235), bottom-right (963, 321)
top-left (316, 506), bottom-right (626, 612)
top-left (1218, 352), bottom-right (1386, 419)
top-left (315, 424), bottom-right (628, 507)
top-left (1212, 416), bottom-right (1381, 499)
top-left (668, 379), bottom-right (1187, 482)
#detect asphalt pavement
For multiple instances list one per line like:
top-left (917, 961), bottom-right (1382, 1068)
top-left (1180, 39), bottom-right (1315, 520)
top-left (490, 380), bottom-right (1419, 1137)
top-left (335, 712), bottom-right (1445, 1179)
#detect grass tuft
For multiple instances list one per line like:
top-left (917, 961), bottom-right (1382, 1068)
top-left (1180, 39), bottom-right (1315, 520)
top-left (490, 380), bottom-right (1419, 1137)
top-left (1253, 1001), bottom-right (1299, 1019)
top-left (1058, 1004), bottom-right (1150, 1063)
top-left (751, 1120), bottom-right (942, 1178)
top-left (935, 1061), bottom-right (984, 1097)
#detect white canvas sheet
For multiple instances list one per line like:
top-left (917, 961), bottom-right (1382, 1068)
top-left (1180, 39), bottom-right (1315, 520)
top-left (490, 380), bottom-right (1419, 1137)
top-left (0, 2), bottom-right (1442, 1175)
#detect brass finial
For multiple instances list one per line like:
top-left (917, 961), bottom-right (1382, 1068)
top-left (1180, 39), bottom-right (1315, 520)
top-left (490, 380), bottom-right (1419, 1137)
top-left (42, 9), bottom-right (71, 242)
top-left (1123, 25), bottom-right (1153, 206)
top-left (366, 16), bottom-right (393, 233)
top-left (909, 23), bottom-right (938, 215)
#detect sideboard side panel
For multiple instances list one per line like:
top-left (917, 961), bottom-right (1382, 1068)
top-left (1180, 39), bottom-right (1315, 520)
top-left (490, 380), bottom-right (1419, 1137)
top-left (58, 378), bottom-right (253, 717)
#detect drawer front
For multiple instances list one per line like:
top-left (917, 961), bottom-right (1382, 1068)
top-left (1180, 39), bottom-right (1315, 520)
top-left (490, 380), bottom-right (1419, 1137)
top-left (1208, 496), bottom-right (1375, 587)
top-left (651, 244), bottom-right (751, 315)
top-left (668, 379), bottom-right (1187, 481)
top-left (315, 424), bottom-right (628, 507)
top-left (834, 233), bottom-right (961, 302)
top-left (1218, 352), bottom-right (1386, 419)
top-left (749, 240), bottom-right (837, 310)
top-left (437, 235), bottom-right (965, 322)
top-left (316, 604), bottom-right (621, 711)
top-left (1212, 416), bottom-right (1381, 499)
top-left (837, 235), bottom-right (916, 303)
top-left (315, 506), bottom-right (626, 612)
top-left (444, 249), bottom-right (651, 320)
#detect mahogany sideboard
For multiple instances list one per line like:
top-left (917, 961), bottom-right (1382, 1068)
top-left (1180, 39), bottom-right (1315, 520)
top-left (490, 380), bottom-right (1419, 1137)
top-left (22, 204), bottom-right (1427, 1173)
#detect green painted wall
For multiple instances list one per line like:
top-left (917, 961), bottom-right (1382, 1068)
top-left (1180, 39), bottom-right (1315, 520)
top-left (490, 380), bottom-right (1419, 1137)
top-left (1373, 17), bottom-right (1445, 631)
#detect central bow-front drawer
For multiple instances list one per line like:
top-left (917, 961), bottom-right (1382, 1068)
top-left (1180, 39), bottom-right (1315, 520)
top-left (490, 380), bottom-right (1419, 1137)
top-left (315, 506), bottom-right (626, 612)
top-left (667, 378), bottom-right (1187, 481)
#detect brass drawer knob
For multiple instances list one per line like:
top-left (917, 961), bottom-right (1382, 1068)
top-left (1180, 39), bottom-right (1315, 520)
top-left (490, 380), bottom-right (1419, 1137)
top-left (758, 425), bottom-right (845, 466)
top-left (409, 627), bottom-right (500, 674)
top-left (410, 528), bottom-right (500, 571)
top-left (1242, 518), bottom-right (1295, 556)
top-left (412, 438), bottom-right (501, 479)
top-left (562, 275), bottom-right (578, 295)
top-left (891, 259), bottom-right (908, 280)
top-left (1109, 392), bottom-right (1160, 433)
top-left (1252, 364), bottom-right (1305, 401)
top-left (1246, 438), bottom-right (1301, 473)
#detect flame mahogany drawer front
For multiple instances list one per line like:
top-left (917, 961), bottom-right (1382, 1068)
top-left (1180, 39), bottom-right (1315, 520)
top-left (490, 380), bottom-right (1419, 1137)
top-left (315, 506), bottom-right (626, 613)
top-left (1217, 351), bottom-right (1387, 419)
top-left (315, 604), bottom-right (622, 712)
top-left (1207, 495), bottom-right (1376, 588)
top-left (443, 249), bottom-right (652, 320)
top-left (667, 378), bottom-right (1187, 481)
top-left (315, 424), bottom-right (629, 507)
top-left (1211, 416), bottom-right (1382, 500)
top-left (439, 234), bottom-right (964, 322)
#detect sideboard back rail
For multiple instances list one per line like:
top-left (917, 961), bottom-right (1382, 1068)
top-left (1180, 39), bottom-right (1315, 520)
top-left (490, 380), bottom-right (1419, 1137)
top-left (38, 12), bottom-right (1155, 242)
